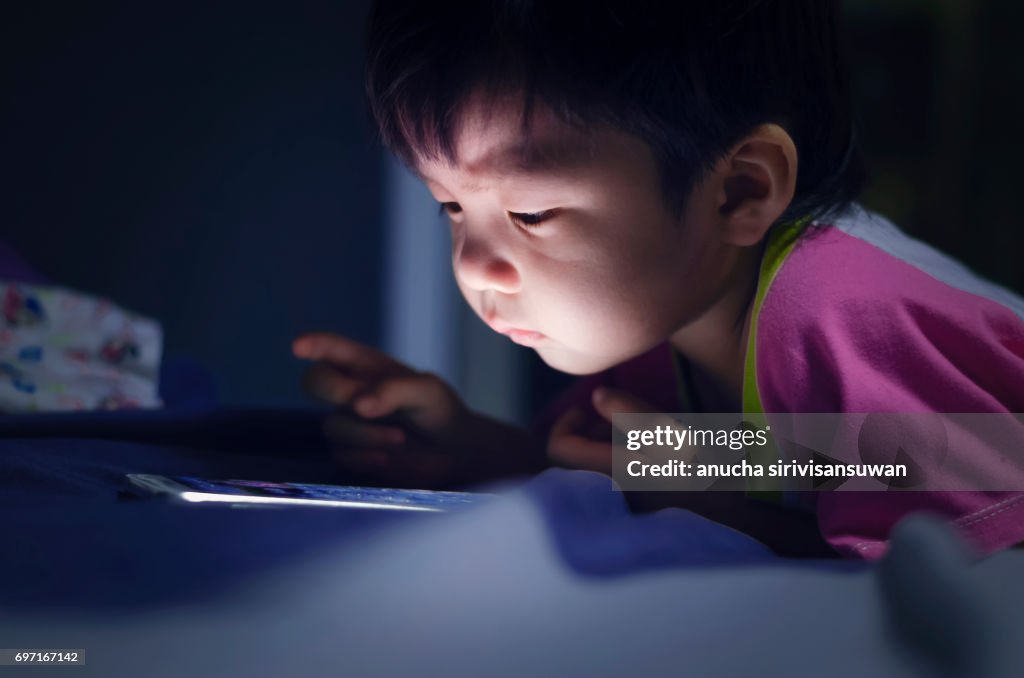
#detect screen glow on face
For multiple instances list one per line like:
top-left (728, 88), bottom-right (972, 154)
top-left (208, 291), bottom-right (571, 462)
top-left (416, 92), bottom-right (735, 375)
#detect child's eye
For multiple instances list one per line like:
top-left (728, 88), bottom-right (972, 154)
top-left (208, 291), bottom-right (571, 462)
top-left (508, 210), bottom-right (554, 229)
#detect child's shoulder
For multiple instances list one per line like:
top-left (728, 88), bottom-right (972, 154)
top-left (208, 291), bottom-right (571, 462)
top-left (766, 205), bottom-right (1024, 325)
top-left (754, 205), bottom-right (1024, 413)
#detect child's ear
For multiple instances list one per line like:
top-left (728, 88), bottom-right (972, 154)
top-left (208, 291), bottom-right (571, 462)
top-left (710, 123), bottom-right (798, 247)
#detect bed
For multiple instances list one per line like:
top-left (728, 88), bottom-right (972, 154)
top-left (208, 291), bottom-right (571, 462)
top-left (1, 409), bottom-right (1022, 677)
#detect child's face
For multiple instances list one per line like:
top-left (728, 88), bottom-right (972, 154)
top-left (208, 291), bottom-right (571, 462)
top-left (416, 92), bottom-right (741, 375)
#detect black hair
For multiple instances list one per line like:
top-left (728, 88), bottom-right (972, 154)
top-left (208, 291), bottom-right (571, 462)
top-left (364, 0), bottom-right (866, 222)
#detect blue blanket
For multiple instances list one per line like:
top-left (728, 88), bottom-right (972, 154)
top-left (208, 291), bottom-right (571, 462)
top-left (2, 411), bottom-right (1022, 677)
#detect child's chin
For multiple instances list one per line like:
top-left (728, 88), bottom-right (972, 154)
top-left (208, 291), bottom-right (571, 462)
top-left (535, 346), bottom-right (617, 376)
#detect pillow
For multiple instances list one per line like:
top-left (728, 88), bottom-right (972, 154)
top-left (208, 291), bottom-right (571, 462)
top-left (0, 282), bottom-right (162, 413)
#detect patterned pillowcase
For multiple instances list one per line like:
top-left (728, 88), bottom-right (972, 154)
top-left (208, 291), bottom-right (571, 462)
top-left (0, 282), bottom-right (162, 413)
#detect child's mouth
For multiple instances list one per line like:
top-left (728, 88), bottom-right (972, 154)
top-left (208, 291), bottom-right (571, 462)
top-left (505, 329), bottom-right (546, 346)
top-left (485, 316), bottom-right (546, 345)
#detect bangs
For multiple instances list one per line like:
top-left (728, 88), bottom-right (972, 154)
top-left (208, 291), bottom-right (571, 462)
top-left (364, 2), bottom-right (611, 171)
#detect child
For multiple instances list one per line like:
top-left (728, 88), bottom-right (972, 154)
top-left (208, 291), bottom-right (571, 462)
top-left (293, 0), bottom-right (1024, 558)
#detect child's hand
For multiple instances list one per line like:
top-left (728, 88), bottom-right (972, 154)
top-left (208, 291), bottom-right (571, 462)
top-left (293, 332), bottom-right (471, 485)
top-left (547, 387), bottom-right (655, 475)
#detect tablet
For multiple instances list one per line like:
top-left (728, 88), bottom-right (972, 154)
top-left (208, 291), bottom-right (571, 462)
top-left (125, 474), bottom-right (489, 512)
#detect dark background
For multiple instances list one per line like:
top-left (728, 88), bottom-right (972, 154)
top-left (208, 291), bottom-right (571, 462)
top-left (845, 0), bottom-right (1023, 295)
top-left (1, 0), bottom-right (381, 406)
top-left (2, 0), bottom-right (1022, 411)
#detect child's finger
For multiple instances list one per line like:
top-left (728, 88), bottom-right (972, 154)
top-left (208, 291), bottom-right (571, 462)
top-left (549, 407), bottom-right (586, 440)
top-left (591, 386), bottom-right (657, 423)
top-left (354, 373), bottom-right (459, 429)
top-left (302, 362), bottom-right (366, 404)
top-left (293, 332), bottom-right (408, 376)
top-left (592, 387), bottom-right (683, 440)
top-left (549, 407), bottom-right (613, 471)
top-left (322, 412), bottom-right (406, 448)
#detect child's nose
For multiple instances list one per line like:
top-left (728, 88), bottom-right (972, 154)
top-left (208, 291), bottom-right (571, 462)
top-left (453, 233), bottom-right (521, 294)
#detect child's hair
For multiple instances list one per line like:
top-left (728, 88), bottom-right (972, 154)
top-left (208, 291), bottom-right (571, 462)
top-left (364, 0), bottom-right (866, 222)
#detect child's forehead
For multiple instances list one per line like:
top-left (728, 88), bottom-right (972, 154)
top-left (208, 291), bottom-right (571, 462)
top-left (413, 95), bottom-right (617, 190)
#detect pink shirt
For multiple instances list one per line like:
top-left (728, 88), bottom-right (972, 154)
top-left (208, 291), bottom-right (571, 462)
top-left (536, 206), bottom-right (1024, 559)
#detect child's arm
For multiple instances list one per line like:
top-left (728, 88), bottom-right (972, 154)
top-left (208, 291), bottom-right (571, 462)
top-left (293, 332), bottom-right (546, 488)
